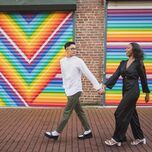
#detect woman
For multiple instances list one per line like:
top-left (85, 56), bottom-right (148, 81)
top-left (103, 42), bottom-right (150, 146)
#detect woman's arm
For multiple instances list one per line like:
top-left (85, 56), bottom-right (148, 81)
top-left (138, 61), bottom-right (150, 103)
top-left (138, 62), bottom-right (150, 93)
top-left (104, 61), bottom-right (122, 89)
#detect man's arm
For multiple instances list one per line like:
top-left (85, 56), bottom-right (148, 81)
top-left (79, 59), bottom-right (102, 91)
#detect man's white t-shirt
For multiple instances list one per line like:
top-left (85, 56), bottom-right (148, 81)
top-left (60, 56), bottom-right (101, 96)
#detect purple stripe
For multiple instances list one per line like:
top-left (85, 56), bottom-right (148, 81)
top-left (0, 76), bottom-right (25, 106)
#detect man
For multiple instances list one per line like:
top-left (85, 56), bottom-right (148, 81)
top-left (45, 41), bottom-right (102, 140)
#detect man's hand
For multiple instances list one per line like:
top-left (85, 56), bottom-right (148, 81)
top-left (98, 88), bottom-right (105, 95)
top-left (98, 84), bottom-right (106, 95)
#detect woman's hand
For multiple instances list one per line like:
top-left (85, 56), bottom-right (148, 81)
top-left (98, 88), bottom-right (105, 95)
top-left (102, 84), bottom-right (106, 90)
top-left (145, 93), bottom-right (150, 103)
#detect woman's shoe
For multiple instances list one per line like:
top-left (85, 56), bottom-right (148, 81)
top-left (105, 138), bottom-right (121, 147)
top-left (131, 138), bottom-right (146, 145)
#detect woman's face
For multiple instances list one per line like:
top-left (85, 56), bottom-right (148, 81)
top-left (126, 44), bottom-right (134, 57)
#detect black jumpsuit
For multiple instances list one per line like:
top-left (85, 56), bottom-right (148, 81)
top-left (105, 60), bottom-right (150, 142)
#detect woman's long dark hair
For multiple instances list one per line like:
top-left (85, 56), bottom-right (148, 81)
top-left (130, 42), bottom-right (144, 61)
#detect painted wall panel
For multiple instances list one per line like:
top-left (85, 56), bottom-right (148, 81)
top-left (0, 12), bottom-right (74, 107)
top-left (106, 2), bottom-right (152, 105)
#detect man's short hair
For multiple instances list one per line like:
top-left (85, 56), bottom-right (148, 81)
top-left (64, 41), bottom-right (75, 49)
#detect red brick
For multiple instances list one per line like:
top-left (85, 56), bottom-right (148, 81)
top-left (75, 0), bottom-right (104, 104)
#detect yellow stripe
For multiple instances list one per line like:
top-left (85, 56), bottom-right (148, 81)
top-left (0, 99), bottom-right (7, 106)
top-left (107, 34), bottom-right (152, 38)
top-left (106, 94), bottom-right (152, 101)
top-left (34, 93), bottom-right (67, 103)
top-left (1, 13), bottom-right (28, 40)
top-left (1, 53), bottom-right (28, 88)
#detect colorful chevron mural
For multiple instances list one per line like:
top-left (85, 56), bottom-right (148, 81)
top-left (106, 6), bottom-right (152, 105)
top-left (0, 12), bottom-right (74, 107)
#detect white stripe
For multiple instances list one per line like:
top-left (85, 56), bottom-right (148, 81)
top-left (0, 72), bottom-right (29, 107)
top-left (55, 74), bottom-right (62, 78)
top-left (147, 75), bottom-right (152, 79)
top-left (0, 28), bottom-right (30, 63)
top-left (29, 12), bottom-right (73, 63)
top-left (108, 1), bottom-right (152, 9)
top-left (108, 6), bottom-right (152, 9)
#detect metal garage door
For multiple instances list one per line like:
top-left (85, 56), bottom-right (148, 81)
top-left (105, 1), bottom-right (152, 105)
top-left (0, 11), bottom-right (74, 107)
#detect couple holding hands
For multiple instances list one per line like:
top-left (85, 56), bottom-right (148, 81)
top-left (45, 41), bottom-right (150, 147)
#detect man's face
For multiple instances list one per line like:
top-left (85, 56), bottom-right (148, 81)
top-left (65, 44), bottom-right (77, 57)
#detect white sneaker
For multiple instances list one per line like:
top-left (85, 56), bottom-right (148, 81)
top-left (44, 131), bottom-right (59, 140)
top-left (78, 130), bottom-right (92, 139)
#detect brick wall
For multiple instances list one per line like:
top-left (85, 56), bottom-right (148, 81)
top-left (75, 0), bottom-right (105, 104)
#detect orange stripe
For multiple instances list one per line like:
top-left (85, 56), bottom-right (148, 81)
top-left (107, 37), bottom-right (152, 42)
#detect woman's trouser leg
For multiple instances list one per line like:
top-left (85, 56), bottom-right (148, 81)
top-left (113, 90), bottom-right (139, 142)
top-left (130, 109), bottom-right (144, 139)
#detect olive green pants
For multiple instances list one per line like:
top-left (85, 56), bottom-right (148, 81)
top-left (56, 91), bottom-right (90, 133)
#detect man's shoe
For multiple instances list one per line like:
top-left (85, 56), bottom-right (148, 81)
top-left (44, 132), bottom-right (59, 140)
top-left (78, 132), bottom-right (93, 140)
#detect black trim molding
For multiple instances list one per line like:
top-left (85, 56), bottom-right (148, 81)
top-left (0, 0), bottom-right (76, 11)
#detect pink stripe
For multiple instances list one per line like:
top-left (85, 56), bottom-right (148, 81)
top-left (107, 45), bottom-right (152, 49)
top-left (108, 13), bottom-right (152, 16)
top-left (108, 9), bottom-right (152, 13)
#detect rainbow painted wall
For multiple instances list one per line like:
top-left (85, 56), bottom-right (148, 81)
top-left (0, 12), bottom-right (74, 107)
top-left (106, 6), bottom-right (152, 105)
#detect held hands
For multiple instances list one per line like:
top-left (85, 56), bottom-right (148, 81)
top-left (97, 84), bottom-right (150, 102)
top-left (145, 93), bottom-right (150, 103)
top-left (98, 84), bottom-right (106, 95)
